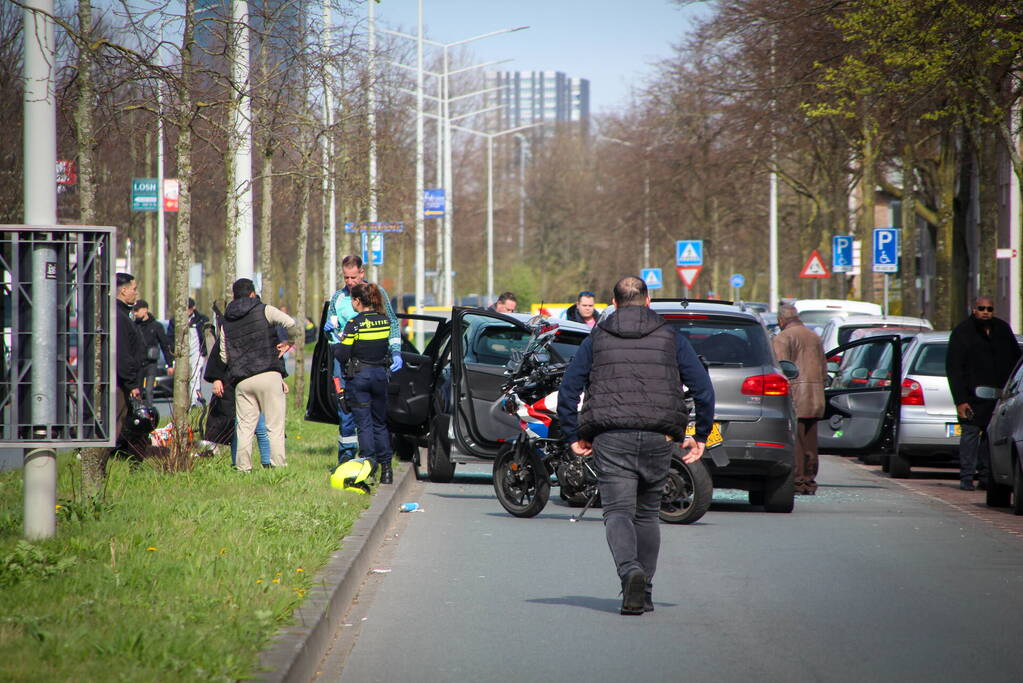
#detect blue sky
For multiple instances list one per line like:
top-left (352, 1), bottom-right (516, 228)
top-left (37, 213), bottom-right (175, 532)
top-left (373, 0), bottom-right (709, 114)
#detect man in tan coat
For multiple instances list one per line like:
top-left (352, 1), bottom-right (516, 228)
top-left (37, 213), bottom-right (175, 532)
top-left (772, 304), bottom-right (828, 494)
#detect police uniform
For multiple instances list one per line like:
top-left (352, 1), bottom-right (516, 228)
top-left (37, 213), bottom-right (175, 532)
top-left (333, 311), bottom-right (394, 479)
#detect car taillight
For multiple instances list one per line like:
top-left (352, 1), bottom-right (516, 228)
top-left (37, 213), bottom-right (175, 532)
top-left (827, 354), bottom-right (842, 364)
top-left (901, 378), bottom-right (924, 405)
top-left (741, 373), bottom-right (789, 396)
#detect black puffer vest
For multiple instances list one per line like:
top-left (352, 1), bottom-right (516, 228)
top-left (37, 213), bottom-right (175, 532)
top-left (223, 297), bottom-right (283, 383)
top-left (578, 305), bottom-right (687, 441)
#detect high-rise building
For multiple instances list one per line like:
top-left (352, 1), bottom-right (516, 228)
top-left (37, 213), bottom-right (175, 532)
top-left (486, 70), bottom-right (590, 135)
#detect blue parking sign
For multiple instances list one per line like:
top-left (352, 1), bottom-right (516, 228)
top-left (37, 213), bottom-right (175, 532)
top-left (676, 240), bottom-right (703, 266)
top-left (872, 228), bottom-right (898, 273)
top-left (833, 235), bottom-right (853, 273)
top-left (640, 268), bottom-right (663, 290)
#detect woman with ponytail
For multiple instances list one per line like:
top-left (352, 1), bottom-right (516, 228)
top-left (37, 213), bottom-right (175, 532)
top-left (332, 283), bottom-right (395, 483)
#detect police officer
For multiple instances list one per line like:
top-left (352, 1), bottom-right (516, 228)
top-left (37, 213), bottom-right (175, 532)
top-left (557, 276), bottom-right (714, 615)
top-left (333, 283), bottom-right (395, 483)
top-left (324, 255), bottom-right (402, 465)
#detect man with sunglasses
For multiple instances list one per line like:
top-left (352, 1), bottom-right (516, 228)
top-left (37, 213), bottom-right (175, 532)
top-left (946, 296), bottom-right (1021, 490)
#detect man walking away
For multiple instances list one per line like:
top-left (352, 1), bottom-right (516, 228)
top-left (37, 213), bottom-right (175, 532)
top-left (563, 290), bottom-right (598, 328)
top-left (558, 276), bottom-right (714, 615)
top-left (218, 278), bottom-right (298, 471)
top-left (133, 299), bottom-right (174, 405)
top-left (772, 304), bottom-right (827, 495)
top-left (946, 296), bottom-right (1021, 490)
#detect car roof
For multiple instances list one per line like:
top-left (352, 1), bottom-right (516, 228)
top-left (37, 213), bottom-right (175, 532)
top-left (849, 327), bottom-right (927, 340)
top-left (795, 299), bottom-right (882, 313)
top-left (603, 300), bottom-right (762, 322)
top-left (830, 314), bottom-right (932, 327)
top-left (910, 331), bottom-right (951, 343)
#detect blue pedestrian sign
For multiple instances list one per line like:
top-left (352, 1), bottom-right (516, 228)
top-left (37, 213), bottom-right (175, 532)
top-left (730, 273), bottom-right (745, 289)
top-left (361, 232), bottom-right (384, 266)
top-left (424, 189), bottom-right (445, 218)
top-left (676, 240), bottom-right (703, 266)
top-left (832, 235), bottom-right (853, 273)
top-left (872, 228), bottom-right (898, 273)
top-left (640, 268), bottom-right (663, 290)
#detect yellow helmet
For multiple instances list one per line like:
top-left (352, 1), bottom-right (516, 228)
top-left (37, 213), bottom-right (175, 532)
top-left (331, 458), bottom-right (374, 494)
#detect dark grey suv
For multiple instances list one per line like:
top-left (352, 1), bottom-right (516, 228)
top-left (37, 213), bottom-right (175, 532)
top-left (603, 299), bottom-right (797, 512)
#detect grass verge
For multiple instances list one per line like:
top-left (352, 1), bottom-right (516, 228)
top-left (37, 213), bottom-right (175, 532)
top-left (0, 400), bottom-right (368, 681)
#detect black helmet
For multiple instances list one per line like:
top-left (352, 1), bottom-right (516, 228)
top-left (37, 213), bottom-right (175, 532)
top-left (125, 399), bottom-right (157, 435)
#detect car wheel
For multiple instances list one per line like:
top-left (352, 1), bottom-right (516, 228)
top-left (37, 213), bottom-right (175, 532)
top-left (763, 469), bottom-right (795, 513)
top-left (888, 452), bottom-right (912, 479)
top-left (986, 472), bottom-right (1012, 508)
top-left (426, 417), bottom-right (455, 483)
top-left (748, 490), bottom-right (765, 506)
top-left (1013, 457), bottom-right (1023, 517)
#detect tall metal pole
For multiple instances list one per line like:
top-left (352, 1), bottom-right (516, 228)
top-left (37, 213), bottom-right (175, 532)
top-left (769, 169), bottom-right (779, 311)
top-left (442, 46), bottom-right (454, 305)
top-left (367, 0), bottom-right (379, 282)
top-left (516, 133), bottom-right (526, 254)
top-left (23, 0), bottom-right (57, 540)
top-left (435, 77), bottom-right (443, 297)
top-left (486, 135), bottom-right (494, 303)
top-left (643, 163), bottom-right (650, 268)
top-left (323, 0), bottom-right (336, 295)
top-left (232, 0), bottom-right (254, 279)
top-left (414, 0), bottom-right (425, 347)
top-left (156, 84), bottom-right (166, 319)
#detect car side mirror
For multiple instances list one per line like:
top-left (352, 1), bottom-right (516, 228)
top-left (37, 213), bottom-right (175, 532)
top-left (779, 360), bottom-right (799, 380)
top-left (975, 386), bottom-right (1002, 400)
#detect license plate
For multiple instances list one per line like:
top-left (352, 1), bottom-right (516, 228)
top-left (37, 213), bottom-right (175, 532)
top-left (946, 423), bottom-right (961, 438)
top-left (686, 422), bottom-right (724, 448)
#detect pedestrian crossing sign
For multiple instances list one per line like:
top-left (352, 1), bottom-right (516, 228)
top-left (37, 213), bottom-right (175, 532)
top-left (640, 268), bottom-right (663, 290)
top-left (676, 240), bottom-right (703, 266)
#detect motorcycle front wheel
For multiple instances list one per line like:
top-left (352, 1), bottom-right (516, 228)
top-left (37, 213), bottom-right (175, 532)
top-left (493, 440), bottom-right (550, 518)
top-left (659, 457), bottom-right (712, 524)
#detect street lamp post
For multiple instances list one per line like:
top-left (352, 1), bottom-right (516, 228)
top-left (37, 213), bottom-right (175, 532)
top-left (599, 135), bottom-right (656, 271)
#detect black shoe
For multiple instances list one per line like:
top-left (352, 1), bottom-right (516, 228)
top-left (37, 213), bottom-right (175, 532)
top-left (380, 462), bottom-right (393, 485)
top-left (621, 569), bottom-right (647, 615)
top-left (959, 482), bottom-right (976, 491)
top-left (644, 587), bottom-right (654, 613)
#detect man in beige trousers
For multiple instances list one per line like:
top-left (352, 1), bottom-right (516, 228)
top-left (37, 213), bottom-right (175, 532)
top-left (772, 304), bottom-right (828, 494)
top-left (216, 278), bottom-right (298, 471)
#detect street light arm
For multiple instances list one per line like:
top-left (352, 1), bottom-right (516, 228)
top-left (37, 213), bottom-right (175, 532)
top-left (448, 58), bottom-right (513, 77)
top-left (388, 59), bottom-right (441, 78)
top-left (379, 27), bottom-right (443, 48)
top-left (447, 25), bottom-right (529, 48)
top-left (449, 104), bottom-right (503, 122)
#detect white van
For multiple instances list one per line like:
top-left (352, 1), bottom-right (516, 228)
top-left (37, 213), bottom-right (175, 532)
top-left (794, 299), bottom-right (882, 326)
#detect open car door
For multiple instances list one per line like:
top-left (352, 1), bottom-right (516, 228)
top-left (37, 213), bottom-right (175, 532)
top-left (817, 334), bottom-right (903, 456)
top-left (449, 307), bottom-right (538, 460)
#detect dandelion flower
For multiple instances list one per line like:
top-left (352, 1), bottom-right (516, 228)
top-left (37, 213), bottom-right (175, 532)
top-left (296, 435), bottom-right (302, 440)
top-left (296, 568), bottom-right (304, 573)
top-left (219, 548), bottom-right (227, 554)
top-left (55, 504), bottom-right (62, 510)
top-left (275, 572), bottom-right (282, 576)
top-left (256, 579), bottom-right (264, 584)
top-left (272, 578), bottom-right (280, 584)
top-left (147, 547), bottom-right (157, 552)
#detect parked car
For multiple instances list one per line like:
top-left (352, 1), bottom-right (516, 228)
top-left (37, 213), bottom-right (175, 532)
top-left (305, 303), bottom-right (592, 481)
top-left (795, 298), bottom-right (882, 327)
top-left (603, 299), bottom-right (798, 512)
top-left (884, 332), bottom-right (959, 477)
top-left (819, 314), bottom-right (932, 363)
top-left (979, 358), bottom-right (1023, 513)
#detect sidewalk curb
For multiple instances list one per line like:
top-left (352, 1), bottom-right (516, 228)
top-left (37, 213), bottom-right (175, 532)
top-left (255, 462), bottom-right (418, 682)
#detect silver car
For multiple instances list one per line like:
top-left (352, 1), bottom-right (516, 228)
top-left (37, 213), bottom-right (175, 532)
top-left (887, 332), bottom-right (959, 477)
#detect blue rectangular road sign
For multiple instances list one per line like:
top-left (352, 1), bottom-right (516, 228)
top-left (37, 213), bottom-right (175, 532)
top-left (640, 268), bottom-right (663, 290)
top-left (872, 228), bottom-right (898, 273)
top-left (833, 235), bottom-right (853, 273)
top-left (424, 189), bottom-right (445, 218)
top-left (361, 232), bottom-right (384, 266)
top-left (676, 240), bottom-right (703, 266)
top-left (345, 221), bottom-right (404, 233)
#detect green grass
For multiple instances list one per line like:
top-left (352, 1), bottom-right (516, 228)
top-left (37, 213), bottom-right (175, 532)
top-left (0, 402), bottom-right (371, 682)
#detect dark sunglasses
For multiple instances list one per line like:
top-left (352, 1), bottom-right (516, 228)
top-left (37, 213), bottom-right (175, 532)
top-left (975, 306), bottom-right (994, 312)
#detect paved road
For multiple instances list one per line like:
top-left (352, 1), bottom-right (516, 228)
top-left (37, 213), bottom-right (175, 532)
top-left (314, 454), bottom-right (1023, 682)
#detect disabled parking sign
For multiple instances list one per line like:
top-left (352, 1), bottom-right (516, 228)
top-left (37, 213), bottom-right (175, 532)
top-left (872, 228), bottom-right (898, 273)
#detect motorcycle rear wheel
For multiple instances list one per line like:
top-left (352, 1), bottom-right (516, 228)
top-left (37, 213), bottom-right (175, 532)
top-left (493, 441), bottom-right (550, 518)
top-left (659, 457), bottom-right (712, 524)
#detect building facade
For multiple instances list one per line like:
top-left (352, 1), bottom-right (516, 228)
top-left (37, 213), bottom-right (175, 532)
top-left (485, 70), bottom-right (590, 135)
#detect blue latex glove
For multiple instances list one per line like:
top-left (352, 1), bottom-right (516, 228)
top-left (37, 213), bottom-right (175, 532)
top-left (324, 319), bottom-right (336, 334)
top-left (390, 353), bottom-right (404, 372)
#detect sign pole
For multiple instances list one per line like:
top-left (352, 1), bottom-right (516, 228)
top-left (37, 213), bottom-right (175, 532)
top-left (884, 273), bottom-right (889, 316)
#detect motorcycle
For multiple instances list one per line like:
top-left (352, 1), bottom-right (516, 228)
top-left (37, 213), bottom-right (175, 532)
top-left (491, 316), bottom-right (713, 524)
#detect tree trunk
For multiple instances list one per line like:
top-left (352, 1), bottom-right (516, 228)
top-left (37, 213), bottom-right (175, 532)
top-left (293, 163), bottom-right (311, 409)
top-left (858, 121), bottom-right (878, 303)
top-left (976, 122), bottom-right (1000, 297)
top-left (260, 148), bottom-right (273, 303)
top-left (900, 144), bottom-right (918, 318)
top-left (932, 129), bottom-right (958, 330)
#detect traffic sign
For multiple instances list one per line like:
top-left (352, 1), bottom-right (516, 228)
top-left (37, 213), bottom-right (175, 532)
top-left (424, 189), bottom-right (445, 218)
top-left (832, 235), bottom-right (853, 273)
top-left (873, 228), bottom-right (899, 273)
top-left (676, 266), bottom-right (702, 289)
top-left (640, 268), bottom-right (663, 290)
top-left (676, 240), bottom-right (703, 266)
top-left (799, 250), bottom-right (830, 279)
top-left (361, 232), bottom-right (384, 265)
top-left (730, 273), bottom-right (745, 289)
top-left (345, 221), bottom-right (405, 233)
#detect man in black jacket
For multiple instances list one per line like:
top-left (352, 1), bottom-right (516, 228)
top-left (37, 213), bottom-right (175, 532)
top-left (563, 290), bottom-right (598, 328)
top-left (946, 296), bottom-right (1021, 490)
top-left (558, 276), bottom-right (714, 615)
top-left (113, 273), bottom-right (145, 456)
top-left (133, 299), bottom-right (173, 405)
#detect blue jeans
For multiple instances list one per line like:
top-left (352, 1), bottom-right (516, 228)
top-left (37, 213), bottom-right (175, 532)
top-left (593, 430), bottom-right (672, 583)
top-left (959, 423), bottom-right (989, 485)
top-left (333, 357), bottom-right (359, 462)
top-left (349, 366), bottom-right (392, 467)
top-left (231, 412), bottom-right (271, 467)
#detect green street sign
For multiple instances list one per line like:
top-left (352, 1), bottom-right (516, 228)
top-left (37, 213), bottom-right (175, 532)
top-left (131, 178), bottom-right (159, 212)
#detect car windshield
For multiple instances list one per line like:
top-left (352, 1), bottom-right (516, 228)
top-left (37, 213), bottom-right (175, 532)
top-left (661, 315), bottom-right (773, 367)
top-left (909, 342), bottom-right (947, 377)
top-left (840, 323), bottom-right (927, 345)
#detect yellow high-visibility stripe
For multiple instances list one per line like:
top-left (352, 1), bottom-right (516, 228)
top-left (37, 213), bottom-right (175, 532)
top-left (357, 330), bottom-right (390, 340)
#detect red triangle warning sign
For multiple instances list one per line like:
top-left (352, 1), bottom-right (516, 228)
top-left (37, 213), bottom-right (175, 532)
top-left (675, 266), bottom-right (702, 288)
top-left (799, 250), bottom-right (830, 279)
